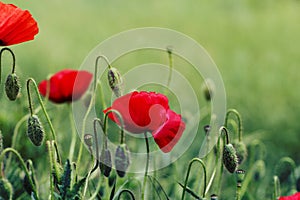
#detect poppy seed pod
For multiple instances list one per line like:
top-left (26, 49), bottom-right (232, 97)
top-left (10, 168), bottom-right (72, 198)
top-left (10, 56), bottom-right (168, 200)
top-left (233, 141), bottom-right (248, 164)
top-left (115, 144), bottom-right (130, 177)
top-left (108, 67), bottom-right (123, 97)
top-left (99, 148), bottom-right (112, 177)
top-left (84, 134), bottom-right (93, 147)
top-left (223, 143), bottom-right (238, 173)
top-left (5, 73), bottom-right (20, 101)
top-left (0, 178), bottom-right (13, 200)
top-left (27, 115), bottom-right (45, 146)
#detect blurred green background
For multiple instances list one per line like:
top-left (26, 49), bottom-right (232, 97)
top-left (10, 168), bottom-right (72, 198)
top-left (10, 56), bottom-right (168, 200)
top-left (1, 0), bottom-right (300, 198)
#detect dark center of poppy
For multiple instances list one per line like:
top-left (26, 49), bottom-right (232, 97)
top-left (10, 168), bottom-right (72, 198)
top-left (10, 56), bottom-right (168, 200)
top-left (0, 40), bottom-right (6, 46)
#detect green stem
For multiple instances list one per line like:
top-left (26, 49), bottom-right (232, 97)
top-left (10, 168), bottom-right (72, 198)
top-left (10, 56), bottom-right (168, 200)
top-left (68, 104), bottom-right (77, 162)
top-left (181, 158), bottom-right (207, 200)
top-left (0, 148), bottom-right (39, 199)
top-left (93, 118), bottom-right (102, 161)
top-left (0, 47), bottom-right (16, 83)
top-left (46, 141), bottom-right (55, 200)
top-left (82, 156), bottom-right (96, 198)
top-left (26, 78), bottom-right (60, 163)
top-left (224, 109), bottom-right (243, 142)
top-left (76, 55), bottom-right (110, 168)
top-left (118, 189), bottom-right (136, 200)
top-left (142, 132), bottom-right (150, 200)
top-left (273, 176), bottom-right (281, 200)
top-left (103, 109), bottom-right (125, 144)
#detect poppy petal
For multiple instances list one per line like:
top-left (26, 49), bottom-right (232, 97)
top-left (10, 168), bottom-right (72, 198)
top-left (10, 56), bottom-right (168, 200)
top-left (279, 192), bottom-right (300, 200)
top-left (152, 109), bottom-right (185, 153)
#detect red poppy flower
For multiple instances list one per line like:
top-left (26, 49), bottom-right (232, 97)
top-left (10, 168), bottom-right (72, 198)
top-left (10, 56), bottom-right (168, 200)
top-left (279, 192), bottom-right (300, 200)
top-left (38, 69), bottom-right (93, 103)
top-left (104, 91), bottom-right (185, 153)
top-left (0, 2), bottom-right (39, 46)
top-left (152, 109), bottom-right (185, 153)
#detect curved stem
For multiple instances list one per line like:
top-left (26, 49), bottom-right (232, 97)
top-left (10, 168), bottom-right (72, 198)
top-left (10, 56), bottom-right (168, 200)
top-left (117, 189), bottom-right (136, 200)
top-left (82, 156), bottom-right (96, 198)
top-left (224, 109), bottom-right (243, 142)
top-left (103, 109), bottom-right (125, 144)
top-left (76, 55), bottom-right (110, 168)
top-left (220, 126), bottom-right (230, 145)
top-left (181, 158), bottom-right (207, 200)
top-left (0, 148), bottom-right (39, 199)
top-left (142, 132), bottom-right (150, 200)
top-left (0, 47), bottom-right (16, 83)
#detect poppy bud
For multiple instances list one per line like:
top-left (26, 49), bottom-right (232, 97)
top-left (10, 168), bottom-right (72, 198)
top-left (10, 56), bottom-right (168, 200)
top-left (233, 141), bottom-right (248, 164)
top-left (211, 194), bottom-right (218, 200)
top-left (202, 79), bottom-right (214, 101)
top-left (0, 178), bottom-right (13, 200)
top-left (99, 148), bottom-right (112, 177)
top-left (27, 115), bottom-right (45, 146)
top-left (5, 73), bottom-right (20, 101)
top-left (254, 160), bottom-right (265, 181)
top-left (223, 143), bottom-right (238, 173)
top-left (275, 157), bottom-right (295, 183)
top-left (115, 144), bottom-right (130, 177)
top-left (108, 67), bottom-right (123, 97)
top-left (235, 169), bottom-right (245, 187)
top-left (84, 134), bottom-right (93, 147)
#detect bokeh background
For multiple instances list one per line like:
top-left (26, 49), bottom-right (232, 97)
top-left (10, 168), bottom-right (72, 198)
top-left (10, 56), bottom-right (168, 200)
top-left (1, 0), bottom-right (300, 199)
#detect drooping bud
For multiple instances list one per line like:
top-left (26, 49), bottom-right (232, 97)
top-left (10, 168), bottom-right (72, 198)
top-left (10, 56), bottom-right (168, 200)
top-left (99, 148), bottom-right (112, 177)
top-left (108, 67), bottom-right (123, 97)
top-left (274, 157), bottom-right (295, 183)
top-left (235, 169), bottom-right (245, 187)
top-left (5, 73), bottom-right (20, 101)
top-left (253, 160), bottom-right (266, 181)
top-left (115, 143), bottom-right (130, 177)
top-left (233, 140), bottom-right (248, 164)
top-left (0, 178), bottom-right (13, 200)
top-left (223, 143), bottom-right (238, 173)
top-left (202, 79), bottom-right (215, 101)
top-left (84, 134), bottom-right (93, 148)
top-left (27, 115), bottom-right (45, 146)
top-left (211, 194), bottom-right (218, 200)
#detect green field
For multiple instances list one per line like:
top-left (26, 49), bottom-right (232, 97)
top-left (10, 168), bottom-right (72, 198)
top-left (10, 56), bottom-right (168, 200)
top-left (1, 0), bottom-right (300, 199)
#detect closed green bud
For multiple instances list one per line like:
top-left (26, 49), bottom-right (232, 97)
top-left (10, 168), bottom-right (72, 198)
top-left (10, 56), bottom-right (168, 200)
top-left (233, 141), bottom-right (247, 164)
top-left (115, 144), bottom-right (130, 177)
top-left (275, 157), bottom-right (295, 183)
top-left (84, 134), bottom-right (93, 147)
top-left (0, 178), bottom-right (13, 200)
top-left (5, 73), bottom-right (20, 101)
top-left (27, 115), bottom-right (45, 146)
top-left (223, 143), bottom-right (238, 173)
top-left (254, 160), bottom-right (266, 181)
top-left (99, 148), bottom-right (112, 177)
top-left (202, 79), bottom-right (214, 101)
top-left (108, 67), bottom-right (123, 97)
top-left (235, 169), bottom-right (245, 186)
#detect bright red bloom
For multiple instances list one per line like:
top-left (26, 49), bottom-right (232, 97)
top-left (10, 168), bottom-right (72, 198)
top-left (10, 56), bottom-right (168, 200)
top-left (0, 2), bottom-right (39, 46)
top-left (152, 110), bottom-right (185, 153)
top-left (279, 192), bottom-right (300, 200)
top-left (38, 69), bottom-right (93, 103)
top-left (104, 91), bottom-right (185, 153)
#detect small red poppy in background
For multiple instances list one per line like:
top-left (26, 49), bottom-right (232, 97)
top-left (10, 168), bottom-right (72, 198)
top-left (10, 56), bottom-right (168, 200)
top-left (279, 192), bottom-right (300, 200)
top-left (104, 91), bottom-right (185, 153)
top-left (38, 69), bottom-right (93, 104)
top-left (0, 2), bottom-right (39, 46)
